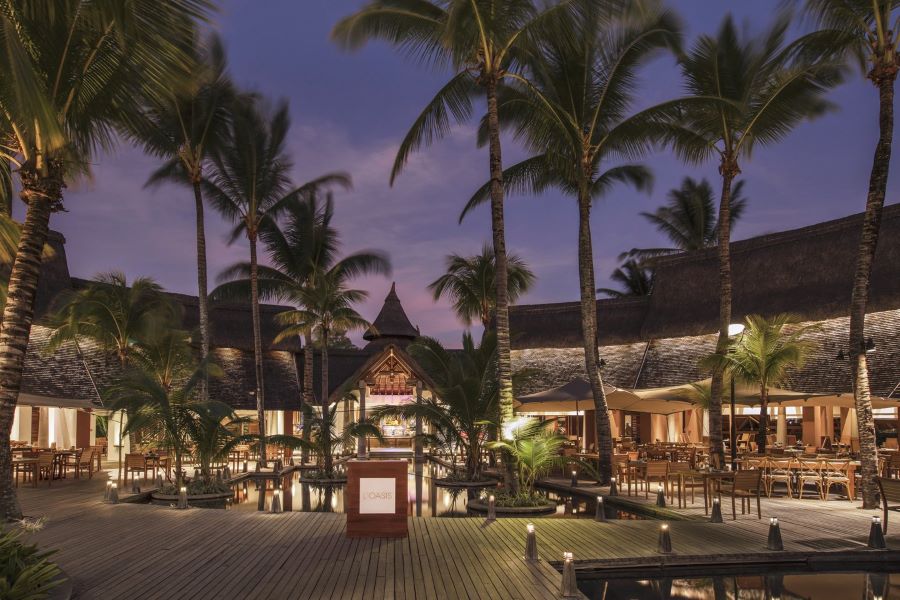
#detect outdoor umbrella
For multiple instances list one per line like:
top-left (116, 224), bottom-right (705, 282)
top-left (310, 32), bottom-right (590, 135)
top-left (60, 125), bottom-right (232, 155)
top-left (516, 378), bottom-right (695, 415)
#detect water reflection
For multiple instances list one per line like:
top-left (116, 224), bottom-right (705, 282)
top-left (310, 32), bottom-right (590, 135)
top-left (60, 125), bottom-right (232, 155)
top-left (578, 571), bottom-right (897, 600)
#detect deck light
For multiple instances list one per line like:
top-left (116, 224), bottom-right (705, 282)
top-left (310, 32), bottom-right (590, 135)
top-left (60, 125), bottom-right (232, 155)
top-left (657, 524), bottom-right (672, 554)
top-left (177, 485), bottom-right (188, 510)
top-left (108, 483), bottom-right (118, 505)
top-left (487, 495), bottom-right (496, 521)
top-left (767, 517), bottom-right (783, 551)
top-left (868, 516), bottom-right (886, 549)
top-left (564, 499), bottom-right (573, 515)
top-left (594, 496), bottom-right (606, 523)
top-left (560, 552), bottom-right (577, 598)
top-left (524, 523), bottom-right (538, 562)
top-left (271, 489), bottom-right (283, 514)
top-left (609, 477), bottom-right (618, 497)
top-left (104, 480), bottom-right (112, 502)
top-left (710, 497), bottom-right (723, 523)
top-left (656, 485), bottom-right (666, 508)
top-left (570, 470), bottom-right (577, 487)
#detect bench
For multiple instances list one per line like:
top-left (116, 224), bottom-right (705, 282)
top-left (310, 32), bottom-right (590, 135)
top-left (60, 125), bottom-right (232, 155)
top-left (876, 477), bottom-right (900, 533)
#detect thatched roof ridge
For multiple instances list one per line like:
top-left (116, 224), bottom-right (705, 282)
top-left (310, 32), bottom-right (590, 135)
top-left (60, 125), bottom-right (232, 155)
top-left (363, 282), bottom-right (419, 347)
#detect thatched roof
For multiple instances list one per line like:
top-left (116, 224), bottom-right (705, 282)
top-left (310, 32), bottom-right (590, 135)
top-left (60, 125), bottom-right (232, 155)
top-left (363, 282), bottom-right (419, 348)
top-left (511, 203), bottom-right (900, 349)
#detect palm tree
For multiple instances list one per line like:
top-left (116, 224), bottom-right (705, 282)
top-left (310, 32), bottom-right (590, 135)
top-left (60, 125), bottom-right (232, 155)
top-left (621, 177), bottom-right (747, 261)
top-left (0, 0), bottom-right (210, 521)
top-left (274, 266), bottom-right (378, 477)
top-left (486, 418), bottom-right (564, 498)
top-left (428, 244), bottom-right (534, 331)
top-left (802, 0), bottom-right (900, 509)
top-left (299, 401), bottom-right (382, 469)
top-left (705, 314), bottom-right (816, 455)
top-left (333, 0), bottom-right (580, 461)
top-left (129, 33), bottom-right (235, 403)
top-left (203, 96), bottom-right (351, 468)
top-left (372, 332), bottom-right (500, 481)
top-left (598, 260), bottom-right (654, 298)
top-left (666, 13), bottom-right (842, 468)
top-left (212, 191), bottom-right (389, 463)
top-left (462, 6), bottom-right (680, 483)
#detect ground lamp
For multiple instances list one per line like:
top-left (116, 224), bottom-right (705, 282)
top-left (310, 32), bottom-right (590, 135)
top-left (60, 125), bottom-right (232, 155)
top-left (177, 486), bottom-right (188, 510)
top-left (524, 523), bottom-right (538, 562)
top-left (560, 552), bottom-right (578, 598)
top-left (655, 485), bottom-right (666, 508)
top-left (271, 489), bottom-right (283, 514)
top-left (594, 497), bottom-right (606, 522)
top-left (103, 480), bottom-right (112, 502)
top-left (564, 499), bottom-right (573, 515)
top-left (570, 470), bottom-right (578, 487)
top-left (710, 498), bottom-right (723, 523)
top-left (657, 524), bottom-right (672, 554)
top-left (609, 477), bottom-right (618, 497)
top-left (727, 322), bottom-right (745, 472)
top-left (766, 518), bottom-right (783, 551)
top-left (486, 495), bottom-right (496, 521)
top-left (868, 516), bottom-right (886, 549)
top-left (107, 483), bottom-right (118, 504)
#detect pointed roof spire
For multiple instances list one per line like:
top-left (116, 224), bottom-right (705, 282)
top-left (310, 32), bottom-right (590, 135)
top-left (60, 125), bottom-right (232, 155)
top-left (363, 282), bottom-right (419, 346)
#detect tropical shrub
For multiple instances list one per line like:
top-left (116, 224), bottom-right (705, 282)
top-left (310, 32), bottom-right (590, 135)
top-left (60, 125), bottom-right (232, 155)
top-left (0, 529), bottom-right (60, 600)
top-left (487, 418), bottom-right (564, 499)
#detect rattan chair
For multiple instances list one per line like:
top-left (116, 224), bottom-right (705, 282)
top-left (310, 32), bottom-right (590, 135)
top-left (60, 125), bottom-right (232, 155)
top-left (796, 459), bottom-right (826, 500)
top-left (764, 457), bottom-right (795, 498)
top-left (822, 460), bottom-right (852, 501)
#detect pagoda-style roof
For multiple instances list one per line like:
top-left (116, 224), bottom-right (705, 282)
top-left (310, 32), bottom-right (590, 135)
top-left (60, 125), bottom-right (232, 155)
top-left (363, 282), bottom-right (419, 347)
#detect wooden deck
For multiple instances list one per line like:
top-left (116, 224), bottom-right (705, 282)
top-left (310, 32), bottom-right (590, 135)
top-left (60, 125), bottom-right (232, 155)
top-left (10, 474), bottom-right (900, 600)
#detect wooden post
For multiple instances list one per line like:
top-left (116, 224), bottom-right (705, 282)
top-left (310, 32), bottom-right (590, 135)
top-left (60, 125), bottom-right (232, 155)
top-left (414, 380), bottom-right (424, 463)
top-left (357, 381), bottom-right (367, 459)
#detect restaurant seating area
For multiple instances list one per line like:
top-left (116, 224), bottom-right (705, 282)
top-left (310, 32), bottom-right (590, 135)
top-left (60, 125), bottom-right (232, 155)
top-left (10, 442), bottom-right (105, 487)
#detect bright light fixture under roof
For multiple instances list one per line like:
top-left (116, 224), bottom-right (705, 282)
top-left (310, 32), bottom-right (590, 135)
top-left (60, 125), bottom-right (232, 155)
top-left (727, 323), bottom-right (745, 336)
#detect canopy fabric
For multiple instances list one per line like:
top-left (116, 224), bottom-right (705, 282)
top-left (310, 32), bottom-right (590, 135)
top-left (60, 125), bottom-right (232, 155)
top-left (516, 378), bottom-right (695, 415)
top-left (17, 393), bottom-right (98, 410)
top-left (634, 378), bottom-right (829, 406)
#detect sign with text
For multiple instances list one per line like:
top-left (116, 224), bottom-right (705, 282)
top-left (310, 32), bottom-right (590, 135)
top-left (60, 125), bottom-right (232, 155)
top-left (346, 460), bottom-right (408, 538)
top-left (359, 477), bottom-right (396, 514)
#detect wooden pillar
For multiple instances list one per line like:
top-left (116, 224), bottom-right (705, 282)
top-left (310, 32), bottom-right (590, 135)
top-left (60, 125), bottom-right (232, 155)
top-left (802, 407), bottom-right (816, 446)
top-left (357, 381), bottom-right (367, 459)
top-left (283, 411), bottom-right (294, 459)
top-left (414, 380), bottom-right (424, 463)
top-left (76, 410), bottom-right (91, 449)
top-left (584, 409), bottom-right (597, 451)
top-left (638, 414), bottom-right (651, 445)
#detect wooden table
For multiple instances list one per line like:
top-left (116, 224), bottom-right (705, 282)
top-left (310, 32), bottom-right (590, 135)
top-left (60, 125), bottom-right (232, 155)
top-left (13, 457), bottom-right (39, 488)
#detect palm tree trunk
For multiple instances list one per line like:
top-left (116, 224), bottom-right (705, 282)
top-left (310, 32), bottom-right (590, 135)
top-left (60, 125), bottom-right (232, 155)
top-left (757, 386), bottom-right (768, 455)
top-left (321, 326), bottom-right (332, 476)
top-left (248, 234), bottom-right (267, 467)
top-left (850, 71), bottom-right (896, 508)
top-left (577, 184), bottom-right (613, 483)
top-left (0, 182), bottom-right (56, 521)
top-left (709, 162), bottom-right (738, 470)
top-left (485, 74), bottom-right (517, 493)
top-left (301, 332), bottom-right (314, 464)
top-left (193, 181), bottom-right (210, 402)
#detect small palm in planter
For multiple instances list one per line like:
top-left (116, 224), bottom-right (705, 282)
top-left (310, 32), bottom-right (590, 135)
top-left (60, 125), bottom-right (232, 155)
top-left (0, 529), bottom-right (61, 600)
top-left (299, 401), bottom-right (382, 480)
top-left (487, 419), bottom-right (565, 507)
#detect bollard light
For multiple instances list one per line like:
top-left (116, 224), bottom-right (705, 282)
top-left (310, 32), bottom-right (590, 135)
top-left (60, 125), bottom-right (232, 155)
top-left (108, 483), bottom-right (119, 505)
top-left (487, 495), bottom-right (497, 521)
top-left (564, 498), bottom-right (573, 515)
top-left (710, 497), bottom-right (723, 523)
top-left (524, 523), bottom-right (538, 562)
top-left (767, 517), bottom-right (783, 551)
top-left (242, 460), bottom-right (248, 473)
top-left (271, 489), bottom-right (283, 514)
top-left (594, 496), bottom-right (606, 523)
top-left (570, 470), bottom-right (578, 487)
top-left (656, 484), bottom-right (666, 508)
top-left (609, 477), bottom-right (618, 497)
top-left (177, 485), bottom-right (188, 510)
top-left (868, 516), bottom-right (887, 550)
top-left (104, 480), bottom-right (112, 502)
top-left (193, 468), bottom-right (201, 480)
top-left (657, 523), bottom-right (672, 554)
top-left (560, 552), bottom-right (578, 598)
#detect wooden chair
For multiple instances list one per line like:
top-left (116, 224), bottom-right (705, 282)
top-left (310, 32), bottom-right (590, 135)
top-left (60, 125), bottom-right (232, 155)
top-left (877, 477), bottom-right (900, 533)
top-left (666, 461), bottom-right (701, 507)
top-left (796, 459), bottom-right (825, 500)
top-left (124, 453), bottom-right (148, 484)
top-left (74, 449), bottom-right (93, 479)
top-left (14, 451), bottom-right (38, 487)
top-left (90, 445), bottom-right (103, 473)
top-left (822, 460), bottom-right (852, 501)
top-left (764, 457), bottom-right (795, 498)
top-left (640, 460), bottom-right (669, 499)
top-left (36, 452), bottom-right (55, 486)
top-left (886, 453), bottom-right (900, 479)
top-left (719, 470), bottom-right (762, 519)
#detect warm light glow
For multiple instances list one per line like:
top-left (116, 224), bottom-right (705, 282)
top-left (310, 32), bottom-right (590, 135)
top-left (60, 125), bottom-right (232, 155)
top-left (610, 477), bottom-right (616, 483)
top-left (596, 496), bottom-right (602, 502)
top-left (180, 486), bottom-right (186, 493)
top-left (502, 416), bottom-right (531, 440)
top-left (563, 552), bottom-right (573, 562)
top-left (770, 517), bottom-right (778, 526)
top-left (728, 323), bottom-right (745, 336)
top-left (873, 516), bottom-right (881, 524)
top-left (526, 523), bottom-right (534, 534)
top-left (489, 495), bottom-right (495, 502)
top-left (661, 524), bottom-right (668, 530)
top-left (111, 483), bottom-right (117, 489)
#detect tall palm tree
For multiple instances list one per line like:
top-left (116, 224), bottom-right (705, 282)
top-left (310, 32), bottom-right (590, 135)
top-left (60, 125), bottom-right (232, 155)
top-left (212, 191), bottom-right (389, 463)
top-left (202, 96), bottom-right (351, 467)
top-left (274, 265), bottom-right (378, 477)
top-left (666, 13), bottom-right (842, 468)
top-left (621, 177), bottom-right (747, 261)
top-left (372, 332), bottom-right (499, 481)
top-left (462, 6), bottom-right (680, 483)
top-left (128, 33), bottom-right (235, 403)
top-left (428, 244), bottom-right (534, 331)
top-left (802, 0), bottom-right (900, 509)
top-left (598, 260), bottom-right (654, 298)
top-left (333, 0), bottom-right (581, 460)
top-left (0, 0), bottom-right (210, 521)
top-left (705, 314), bottom-right (816, 455)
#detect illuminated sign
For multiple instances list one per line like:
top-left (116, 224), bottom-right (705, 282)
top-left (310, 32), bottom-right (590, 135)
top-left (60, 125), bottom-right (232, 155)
top-left (359, 477), bottom-right (396, 514)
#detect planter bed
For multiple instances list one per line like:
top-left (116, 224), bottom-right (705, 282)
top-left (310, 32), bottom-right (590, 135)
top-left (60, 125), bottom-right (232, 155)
top-left (467, 499), bottom-right (557, 516)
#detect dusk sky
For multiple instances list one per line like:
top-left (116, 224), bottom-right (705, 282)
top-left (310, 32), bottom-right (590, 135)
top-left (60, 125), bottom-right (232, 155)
top-left (28, 1), bottom-right (899, 347)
